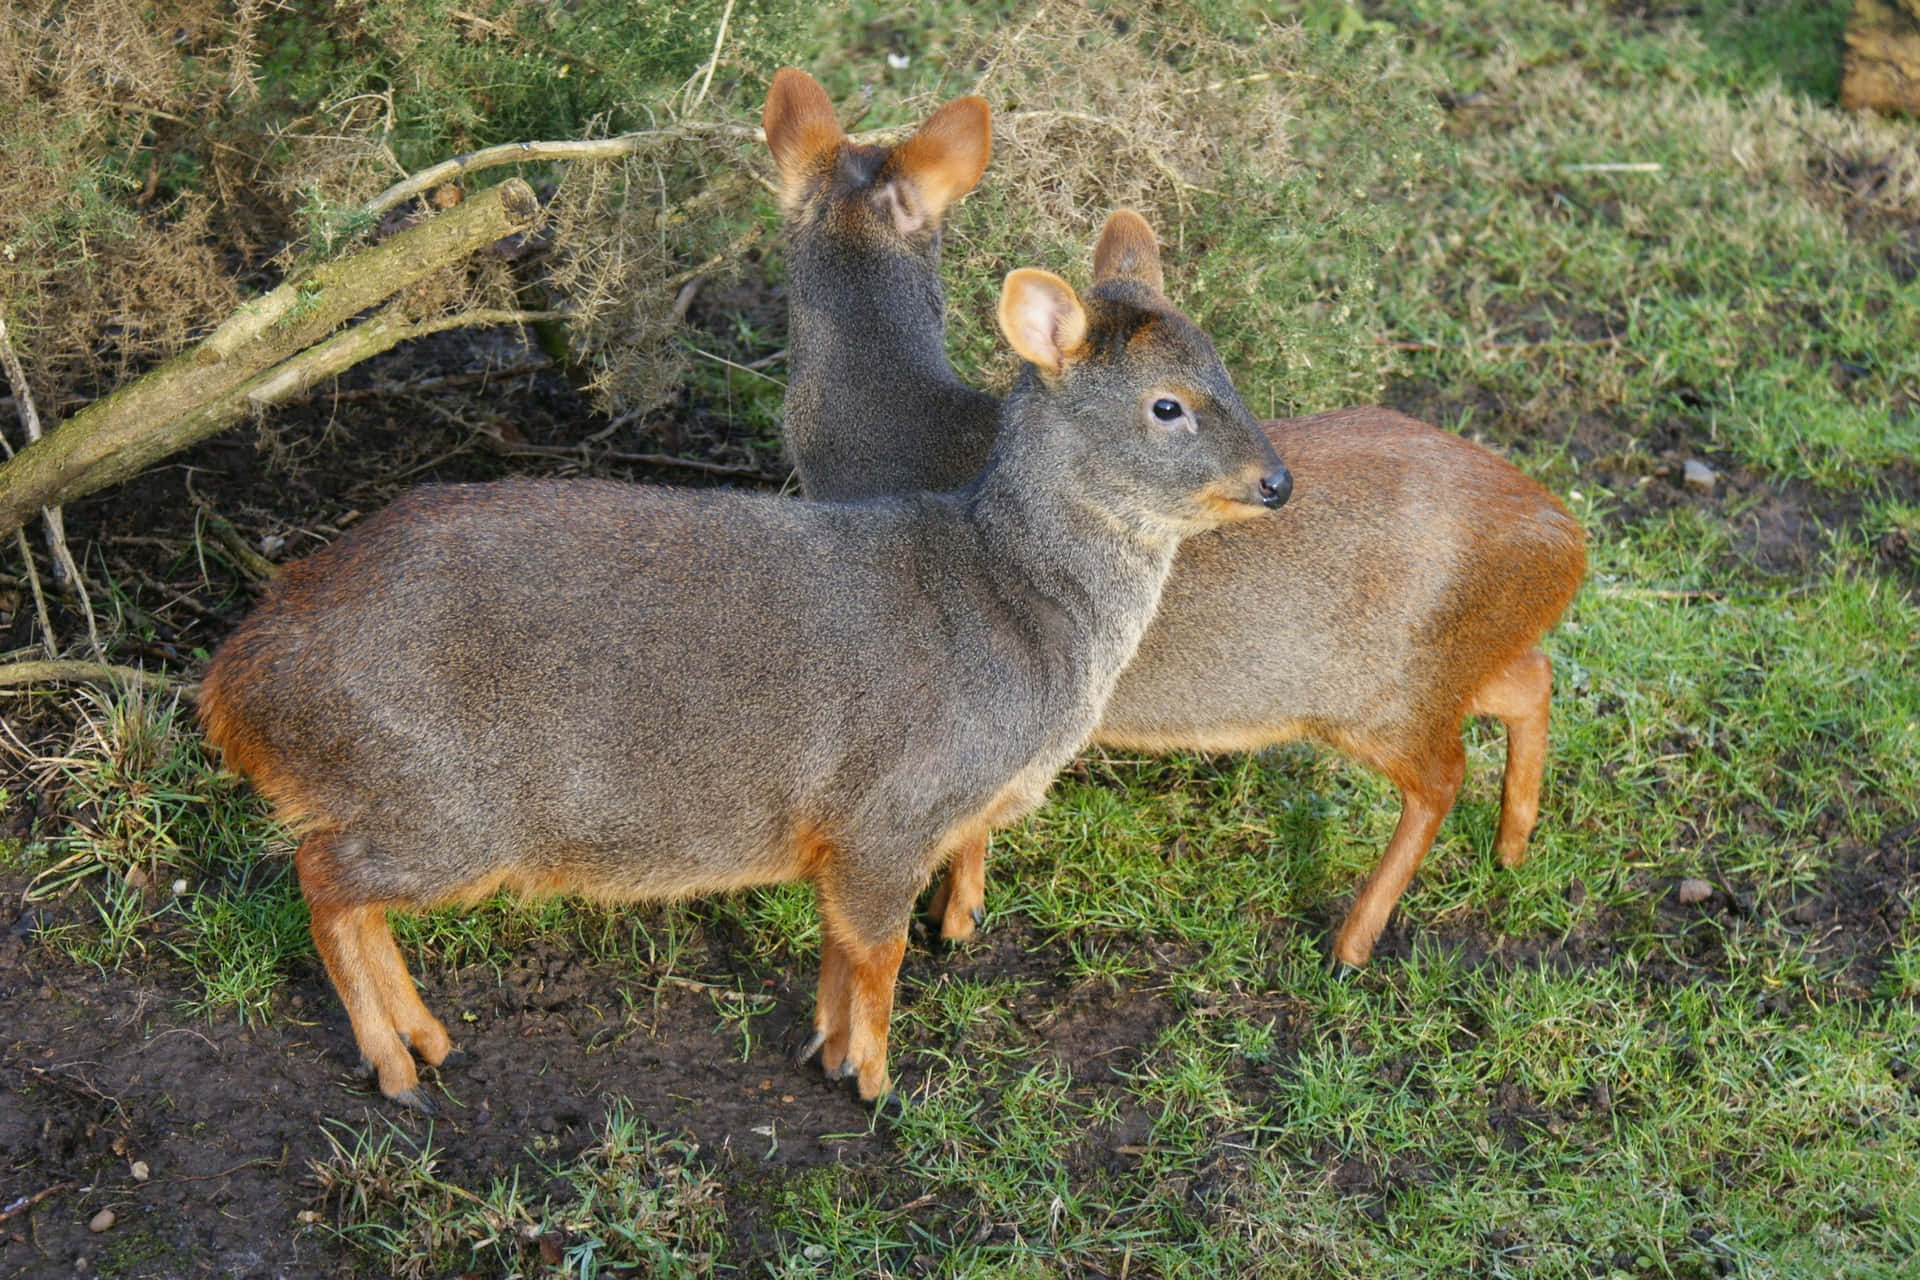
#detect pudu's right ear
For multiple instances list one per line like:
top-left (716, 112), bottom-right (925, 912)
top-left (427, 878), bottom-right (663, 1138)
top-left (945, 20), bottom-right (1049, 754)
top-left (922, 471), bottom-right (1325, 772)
top-left (881, 96), bottom-right (991, 236)
top-left (998, 269), bottom-right (1089, 378)
top-left (764, 69), bottom-right (845, 206)
top-left (1091, 209), bottom-right (1165, 294)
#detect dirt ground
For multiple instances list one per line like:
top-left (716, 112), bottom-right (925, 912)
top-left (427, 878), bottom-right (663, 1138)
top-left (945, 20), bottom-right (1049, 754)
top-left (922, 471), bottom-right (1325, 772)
top-left (3, 265), bottom-right (1917, 1278)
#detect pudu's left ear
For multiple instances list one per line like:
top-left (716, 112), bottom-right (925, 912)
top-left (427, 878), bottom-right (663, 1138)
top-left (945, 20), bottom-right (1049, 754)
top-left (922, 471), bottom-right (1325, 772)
top-left (1091, 208), bottom-right (1165, 294)
top-left (879, 95), bottom-right (992, 236)
top-left (998, 269), bottom-right (1090, 378)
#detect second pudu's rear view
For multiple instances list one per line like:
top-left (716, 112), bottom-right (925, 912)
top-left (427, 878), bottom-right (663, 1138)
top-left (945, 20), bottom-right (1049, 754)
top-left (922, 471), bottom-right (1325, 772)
top-left (764, 70), bottom-right (1587, 968)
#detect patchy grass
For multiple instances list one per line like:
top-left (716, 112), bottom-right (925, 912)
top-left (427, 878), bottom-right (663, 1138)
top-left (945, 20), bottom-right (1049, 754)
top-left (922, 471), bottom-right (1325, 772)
top-left (308, 1105), bottom-right (725, 1278)
top-left (6, 1), bottom-right (1919, 1276)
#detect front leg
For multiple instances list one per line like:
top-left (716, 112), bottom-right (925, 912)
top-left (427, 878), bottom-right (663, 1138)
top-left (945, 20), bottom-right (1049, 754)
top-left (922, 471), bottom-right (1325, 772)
top-left (813, 927), bottom-right (908, 1100)
top-left (810, 857), bottom-right (920, 1101)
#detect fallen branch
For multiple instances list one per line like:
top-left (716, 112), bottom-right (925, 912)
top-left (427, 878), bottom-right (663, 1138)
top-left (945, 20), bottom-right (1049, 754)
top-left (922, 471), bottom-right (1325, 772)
top-left (0, 179), bottom-right (541, 537)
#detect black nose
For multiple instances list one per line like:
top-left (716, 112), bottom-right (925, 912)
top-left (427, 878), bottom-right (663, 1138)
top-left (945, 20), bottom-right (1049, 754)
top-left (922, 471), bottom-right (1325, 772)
top-left (1259, 463), bottom-right (1292, 510)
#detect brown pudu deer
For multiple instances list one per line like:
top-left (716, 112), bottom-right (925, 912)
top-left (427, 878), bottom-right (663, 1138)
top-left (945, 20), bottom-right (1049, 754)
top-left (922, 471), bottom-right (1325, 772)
top-left (197, 210), bottom-right (1290, 1109)
top-left (764, 69), bottom-right (1586, 968)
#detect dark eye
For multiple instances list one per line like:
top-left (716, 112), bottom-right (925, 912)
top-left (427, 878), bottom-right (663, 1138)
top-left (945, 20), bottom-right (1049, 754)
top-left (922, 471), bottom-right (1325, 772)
top-left (1151, 398), bottom-right (1184, 422)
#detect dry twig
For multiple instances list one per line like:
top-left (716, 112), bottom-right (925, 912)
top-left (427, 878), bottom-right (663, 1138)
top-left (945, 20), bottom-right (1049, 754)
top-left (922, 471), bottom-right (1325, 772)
top-left (0, 659), bottom-right (184, 692)
top-left (1376, 335), bottom-right (1622, 353)
top-left (11, 528), bottom-right (56, 657)
top-left (357, 126), bottom-right (759, 224)
top-left (1, 312), bottom-right (101, 655)
top-left (685, 0), bottom-right (735, 113)
top-left (194, 507), bottom-right (280, 582)
top-left (0, 1182), bottom-right (77, 1225)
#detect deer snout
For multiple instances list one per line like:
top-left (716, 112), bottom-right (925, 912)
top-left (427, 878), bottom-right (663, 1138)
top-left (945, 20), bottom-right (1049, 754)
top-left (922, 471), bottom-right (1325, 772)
top-left (1253, 428), bottom-right (1291, 510)
top-left (1259, 462), bottom-right (1292, 510)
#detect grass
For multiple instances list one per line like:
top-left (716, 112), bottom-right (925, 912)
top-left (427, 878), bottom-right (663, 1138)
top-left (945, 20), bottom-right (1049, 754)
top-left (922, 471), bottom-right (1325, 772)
top-left (7, 0), bottom-right (1920, 1276)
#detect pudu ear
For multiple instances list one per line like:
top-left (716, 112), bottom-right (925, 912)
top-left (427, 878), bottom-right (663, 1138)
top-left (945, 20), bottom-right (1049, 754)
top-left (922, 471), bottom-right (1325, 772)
top-left (881, 95), bottom-right (992, 236)
top-left (998, 269), bottom-right (1089, 377)
top-left (1091, 209), bottom-right (1165, 294)
top-left (763, 69), bottom-right (845, 205)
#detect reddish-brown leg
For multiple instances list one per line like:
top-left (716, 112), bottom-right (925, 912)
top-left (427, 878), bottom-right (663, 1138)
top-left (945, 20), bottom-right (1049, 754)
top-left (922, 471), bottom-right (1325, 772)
top-left (926, 832), bottom-right (988, 942)
top-left (1329, 742), bottom-right (1464, 969)
top-left (1467, 647), bottom-right (1554, 868)
top-left (801, 930), bottom-right (853, 1072)
top-left (296, 835), bottom-right (433, 1109)
top-left (836, 932), bottom-right (909, 1100)
top-left (357, 910), bottom-right (453, 1066)
top-left (814, 887), bottom-right (913, 1101)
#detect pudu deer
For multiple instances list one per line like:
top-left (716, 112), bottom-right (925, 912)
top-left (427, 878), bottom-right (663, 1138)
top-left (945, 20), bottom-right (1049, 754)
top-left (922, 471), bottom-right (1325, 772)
top-left (198, 209), bottom-right (1289, 1107)
top-left (764, 69), bottom-right (1586, 968)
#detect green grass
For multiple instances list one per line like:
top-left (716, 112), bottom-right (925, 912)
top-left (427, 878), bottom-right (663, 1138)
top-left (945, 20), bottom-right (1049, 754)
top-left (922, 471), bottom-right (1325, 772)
top-left (10, 0), bottom-right (1920, 1275)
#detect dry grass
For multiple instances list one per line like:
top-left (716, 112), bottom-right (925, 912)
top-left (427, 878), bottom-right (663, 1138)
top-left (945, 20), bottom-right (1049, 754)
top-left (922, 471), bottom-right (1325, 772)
top-left (0, 0), bottom-right (252, 405)
top-left (543, 1), bottom-right (1436, 418)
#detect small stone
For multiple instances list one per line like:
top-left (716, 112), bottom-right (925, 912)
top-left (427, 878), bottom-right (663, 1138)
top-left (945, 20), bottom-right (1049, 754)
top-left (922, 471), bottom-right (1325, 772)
top-left (1678, 878), bottom-right (1715, 905)
top-left (87, 1208), bottom-right (116, 1233)
top-left (171, 879), bottom-right (189, 895)
top-left (1682, 459), bottom-right (1717, 494)
top-left (298, 1209), bottom-right (323, 1225)
top-left (129, 1161), bottom-right (149, 1182)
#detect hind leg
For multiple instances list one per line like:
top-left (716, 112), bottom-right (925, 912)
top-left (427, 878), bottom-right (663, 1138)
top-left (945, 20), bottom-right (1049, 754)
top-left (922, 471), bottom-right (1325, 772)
top-left (1467, 648), bottom-right (1553, 868)
top-left (296, 835), bottom-right (436, 1110)
top-left (356, 912), bottom-right (453, 1067)
top-left (1330, 742), bottom-right (1464, 969)
top-left (925, 832), bottom-right (988, 943)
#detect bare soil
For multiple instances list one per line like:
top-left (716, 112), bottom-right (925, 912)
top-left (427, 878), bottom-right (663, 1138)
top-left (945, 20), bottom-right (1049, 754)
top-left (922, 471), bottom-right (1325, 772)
top-left (3, 272), bottom-right (1915, 1277)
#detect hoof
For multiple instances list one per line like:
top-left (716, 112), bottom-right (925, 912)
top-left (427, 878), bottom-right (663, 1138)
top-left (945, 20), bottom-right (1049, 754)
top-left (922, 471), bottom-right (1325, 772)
top-left (791, 1030), bottom-right (827, 1068)
top-left (827, 1056), bottom-right (859, 1083)
top-left (971, 906), bottom-right (985, 928)
top-left (1324, 951), bottom-right (1364, 981)
top-left (938, 915), bottom-right (979, 947)
top-left (391, 1086), bottom-right (438, 1116)
top-left (437, 1047), bottom-right (473, 1071)
top-left (870, 1087), bottom-right (908, 1119)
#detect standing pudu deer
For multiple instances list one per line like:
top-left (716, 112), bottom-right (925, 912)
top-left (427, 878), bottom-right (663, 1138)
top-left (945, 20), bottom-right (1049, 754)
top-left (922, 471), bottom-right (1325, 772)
top-left (197, 210), bottom-right (1290, 1108)
top-left (763, 69), bottom-right (1587, 968)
